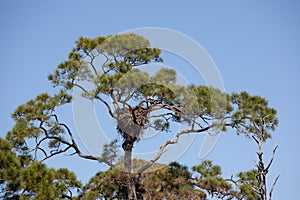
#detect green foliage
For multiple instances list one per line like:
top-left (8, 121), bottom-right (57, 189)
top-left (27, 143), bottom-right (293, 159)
top-left (48, 33), bottom-right (162, 94)
top-left (192, 160), bottom-right (236, 198)
top-left (17, 162), bottom-right (81, 200)
top-left (100, 34), bottom-right (151, 57)
top-left (81, 161), bottom-right (261, 199)
top-left (152, 68), bottom-right (176, 84)
top-left (82, 169), bottom-right (128, 200)
top-left (230, 91), bottom-right (278, 140)
top-left (194, 86), bottom-right (231, 117)
top-left (6, 92), bottom-right (71, 156)
top-left (192, 160), bottom-right (222, 178)
top-left (4, 33), bottom-right (279, 199)
top-left (117, 68), bottom-right (150, 98)
top-left (47, 33), bottom-right (278, 142)
top-left (237, 169), bottom-right (260, 199)
top-left (0, 138), bottom-right (81, 200)
top-left (48, 59), bottom-right (90, 90)
top-left (141, 162), bottom-right (206, 199)
top-left (0, 138), bottom-right (21, 199)
top-left (82, 162), bottom-right (206, 200)
top-left (11, 91), bottom-right (71, 122)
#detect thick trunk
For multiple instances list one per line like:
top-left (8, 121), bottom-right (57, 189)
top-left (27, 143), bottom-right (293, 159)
top-left (127, 176), bottom-right (137, 200)
top-left (123, 138), bottom-right (137, 200)
top-left (124, 150), bottom-right (132, 173)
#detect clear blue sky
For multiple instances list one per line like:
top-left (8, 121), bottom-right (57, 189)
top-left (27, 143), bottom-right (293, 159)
top-left (1, 1), bottom-right (299, 199)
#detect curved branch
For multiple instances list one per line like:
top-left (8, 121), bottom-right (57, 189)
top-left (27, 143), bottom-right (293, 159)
top-left (100, 53), bottom-right (111, 74)
top-left (41, 146), bottom-right (72, 161)
top-left (269, 175), bottom-right (280, 200)
top-left (138, 126), bottom-right (211, 174)
top-left (53, 115), bottom-right (101, 161)
top-left (36, 116), bottom-right (101, 162)
top-left (265, 144), bottom-right (278, 173)
top-left (88, 53), bottom-right (99, 76)
top-left (94, 95), bottom-right (115, 118)
top-left (73, 83), bottom-right (115, 119)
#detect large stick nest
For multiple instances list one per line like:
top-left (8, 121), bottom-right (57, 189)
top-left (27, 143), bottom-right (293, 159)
top-left (116, 106), bottom-right (149, 141)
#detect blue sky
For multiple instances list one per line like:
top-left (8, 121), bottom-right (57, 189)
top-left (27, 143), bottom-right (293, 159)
top-left (1, 1), bottom-right (299, 199)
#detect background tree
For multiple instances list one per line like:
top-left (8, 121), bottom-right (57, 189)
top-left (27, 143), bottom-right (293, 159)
top-left (80, 159), bottom-right (274, 199)
top-left (0, 137), bottom-right (81, 199)
top-left (3, 33), bottom-right (279, 199)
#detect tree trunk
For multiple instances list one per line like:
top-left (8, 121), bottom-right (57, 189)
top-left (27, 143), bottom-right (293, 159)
top-left (123, 137), bottom-right (137, 200)
top-left (258, 170), bottom-right (267, 200)
top-left (257, 152), bottom-right (267, 200)
top-left (124, 149), bottom-right (132, 173)
top-left (127, 175), bottom-right (137, 200)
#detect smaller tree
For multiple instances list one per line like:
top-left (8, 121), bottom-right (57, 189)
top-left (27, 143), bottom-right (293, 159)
top-left (229, 92), bottom-right (280, 200)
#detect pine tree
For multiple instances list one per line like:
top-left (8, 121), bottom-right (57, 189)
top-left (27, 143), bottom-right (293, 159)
top-left (3, 33), bottom-right (279, 199)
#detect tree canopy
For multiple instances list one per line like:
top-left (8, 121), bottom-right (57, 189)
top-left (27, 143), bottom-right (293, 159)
top-left (1, 33), bottom-right (279, 200)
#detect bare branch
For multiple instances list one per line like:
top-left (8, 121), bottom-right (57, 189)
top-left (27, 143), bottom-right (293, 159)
top-left (35, 147), bottom-right (48, 160)
top-left (36, 115), bottom-right (101, 162)
top-left (111, 91), bottom-right (121, 113)
top-left (73, 83), bottom-right (115, 119)
top-left (41, 146), bottom-right (72, 161)
top-left (251, 186), bottom-right (261, 196)
top-left (64, 152), bottom-right (77, 156)
top-left (200, 115), bottom-right (210, 125)
top-left (149, 112), bottom-right (174, 119)
top-left (252, 135), bottom-right (259, 145)
top-left (88, 53), bottom-right (99, 76)
top-left (73, 83), bottom-right (90, 95)
top-left (100, 53), bottom-right (111, 74)
top-left (253, 121), bottom-right (262, 133)
top-left (94, 95), bottom-right (115, 118)
top-left (253, 160), bottom-right (259, 168)
top-left (269, 175), bottom-right (280, 200)
top-left (138, 126), bottom-right (211, 174)
top-left (54, 116), bottom-right (101, 161)
top-left (265, 144), bottom-right (278, 173)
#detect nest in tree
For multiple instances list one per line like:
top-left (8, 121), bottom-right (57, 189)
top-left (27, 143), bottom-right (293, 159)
top-left (116, 106), bottom-right (149, 141)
